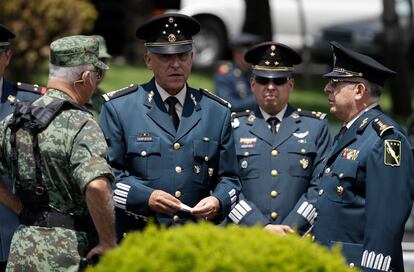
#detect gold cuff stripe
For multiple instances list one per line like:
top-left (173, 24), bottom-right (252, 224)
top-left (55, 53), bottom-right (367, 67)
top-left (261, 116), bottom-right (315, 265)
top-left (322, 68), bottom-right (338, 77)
top-left (145, 40), bottom-right (193, 47)
top-left (333, 67), bottom-right (363, 77)
top-left (253, 65), bottom-right (294, 72)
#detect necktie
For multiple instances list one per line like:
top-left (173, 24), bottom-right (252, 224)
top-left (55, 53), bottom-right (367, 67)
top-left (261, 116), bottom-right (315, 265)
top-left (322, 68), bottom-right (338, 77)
top-left (267, 117), bottom-right (280, 135)
top-left (332, 126), bottom-right (347, 148)
top-left (166, 96), bottom-right (180, 130)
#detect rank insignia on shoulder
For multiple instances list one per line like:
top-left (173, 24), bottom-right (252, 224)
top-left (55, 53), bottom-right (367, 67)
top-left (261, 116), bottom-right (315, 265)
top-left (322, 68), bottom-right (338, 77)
top-left (296, 109), bottom-right (327, 120)
top-left (102, 84), bottom-right (138, 102)
top-left (16, 82), bottom-right (46, 94)
top-left (199, 88), bottom-right (231, 108)
top-left (231, 110), bottom-right (250, 119)
top-left (373, 116), bottom-right (394, 137)
top-left (384, 139), bottom-right (401, 167)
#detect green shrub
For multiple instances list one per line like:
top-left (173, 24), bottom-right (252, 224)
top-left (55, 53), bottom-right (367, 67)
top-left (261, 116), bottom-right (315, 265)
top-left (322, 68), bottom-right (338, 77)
top-left (0, 0), bottom-right (97, 82)
top-left (88, 223), bottom-right (358, 272)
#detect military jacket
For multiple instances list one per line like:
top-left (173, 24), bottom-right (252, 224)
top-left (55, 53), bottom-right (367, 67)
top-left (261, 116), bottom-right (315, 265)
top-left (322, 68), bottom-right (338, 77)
top-left (228, 105), bottom-right (332, 227)
top-left (0, 89), bottom-right (114, 270)
top-left (99, 78), bottom-right (241, 236)
top-left (0, 80), bottom-right (42, 261)
top-left (214, 61), bottom-right (256, 112)
top-left (305, 107), bottom-right (413, 272)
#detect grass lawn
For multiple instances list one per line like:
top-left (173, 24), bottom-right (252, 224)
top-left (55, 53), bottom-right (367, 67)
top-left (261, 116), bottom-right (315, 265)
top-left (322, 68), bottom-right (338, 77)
top-left (36, 63), bottom-right (412, 129)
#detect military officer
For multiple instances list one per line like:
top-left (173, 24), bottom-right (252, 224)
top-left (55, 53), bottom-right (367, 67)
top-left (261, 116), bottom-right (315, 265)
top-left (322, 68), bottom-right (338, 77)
top-left (99, 13), bottom-right (241, 239)
top-left (227, 42), bottom-right (332, 235)
top-left (87, 34), bottom-right (112, 117)
top-left (214, 33), bottom-right (262, 112)
top-left (0, 35), bottom-right (116, 271)
top-left (0, 24), bottom-right (43, 272)
top-left (295, 42), bottom-right (414, 271)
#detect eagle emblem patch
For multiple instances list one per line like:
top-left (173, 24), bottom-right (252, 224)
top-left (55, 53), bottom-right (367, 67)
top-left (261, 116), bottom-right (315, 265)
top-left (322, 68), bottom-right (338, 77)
top-left (384, 140), bottom-right (401, 167)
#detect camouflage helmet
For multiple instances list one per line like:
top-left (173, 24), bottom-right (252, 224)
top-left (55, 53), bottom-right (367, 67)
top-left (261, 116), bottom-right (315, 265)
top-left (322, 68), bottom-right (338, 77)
top-left (91, 35), bottom-right (112, 59)
top-left (50, 35), bottom-right (108, 70)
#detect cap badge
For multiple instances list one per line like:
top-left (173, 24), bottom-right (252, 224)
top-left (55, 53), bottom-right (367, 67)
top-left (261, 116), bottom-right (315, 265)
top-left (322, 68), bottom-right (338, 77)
top-left (168, 34), bottom-right (176, 43)
top-left (270, 45), bottom-right (276, 51)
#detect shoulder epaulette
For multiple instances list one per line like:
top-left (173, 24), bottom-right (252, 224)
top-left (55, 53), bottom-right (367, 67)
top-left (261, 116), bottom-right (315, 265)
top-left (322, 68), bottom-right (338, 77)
top-left (231, 110), bottom-right (251, 119)
top-left (16, 82), bottom-right (46, 94)
top-left (372, 116), bottom-right (394, 137)
top-left (199, 88), bottom-right (231, 108)
top-left (296, 108), bottom-right (327, 120)
top-left (102, 84), bottom-right (139, 102)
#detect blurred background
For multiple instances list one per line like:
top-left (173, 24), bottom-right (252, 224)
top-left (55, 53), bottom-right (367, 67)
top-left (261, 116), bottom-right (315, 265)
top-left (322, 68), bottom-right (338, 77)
top-left (1, 0), bottom-right (414, 268)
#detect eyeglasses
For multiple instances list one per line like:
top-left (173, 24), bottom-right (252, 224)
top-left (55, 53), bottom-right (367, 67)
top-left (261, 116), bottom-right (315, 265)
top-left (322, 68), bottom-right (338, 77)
top-left (254, 76), bottom-right (289, 86)
top-left (88, 69), bottom-right (103, 81)
top-left (327, 79), bottom-right (360, 88)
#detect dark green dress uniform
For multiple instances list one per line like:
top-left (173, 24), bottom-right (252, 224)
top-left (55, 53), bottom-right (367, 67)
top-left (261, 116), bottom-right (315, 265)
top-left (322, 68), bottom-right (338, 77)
top-left (99, 14), bottom-right (241, 238)
top-left (228, 106), bottom-right (332, 226)
top-left (290, 42), bottom-right (414, 272)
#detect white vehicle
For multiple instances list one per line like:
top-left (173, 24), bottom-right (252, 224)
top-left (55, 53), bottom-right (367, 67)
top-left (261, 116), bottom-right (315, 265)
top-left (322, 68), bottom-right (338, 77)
top-left (167, 0), bottom-right (382, 68)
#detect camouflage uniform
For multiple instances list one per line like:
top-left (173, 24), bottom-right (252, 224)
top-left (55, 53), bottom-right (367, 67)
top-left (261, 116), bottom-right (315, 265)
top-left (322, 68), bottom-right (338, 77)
top-left (0, 36), bottom-right (112, 271)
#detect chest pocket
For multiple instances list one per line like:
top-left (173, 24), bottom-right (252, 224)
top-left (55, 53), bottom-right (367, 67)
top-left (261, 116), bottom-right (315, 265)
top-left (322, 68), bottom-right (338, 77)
top-left (287, 142), bottom-right (317, 178)
top-left (235, 145), bottom-right (260, 180)
top-left (127, 136), bottom-right (161, 180)
top-left (193, 139), bottom-right (219, 184)
top-left (326, 159), bottom-right (359, 204)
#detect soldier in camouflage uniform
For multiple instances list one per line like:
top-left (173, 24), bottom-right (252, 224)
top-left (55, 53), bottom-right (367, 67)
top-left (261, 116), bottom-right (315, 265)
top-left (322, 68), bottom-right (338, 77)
top-left (0, 35), bottom-right (116, 271)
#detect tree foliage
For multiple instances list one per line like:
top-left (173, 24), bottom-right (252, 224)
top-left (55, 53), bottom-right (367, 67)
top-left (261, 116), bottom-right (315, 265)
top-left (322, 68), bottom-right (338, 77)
top-left (88, 223), bottom-right (358, 272)
top-left (0, 0), bottom-right (97, 82)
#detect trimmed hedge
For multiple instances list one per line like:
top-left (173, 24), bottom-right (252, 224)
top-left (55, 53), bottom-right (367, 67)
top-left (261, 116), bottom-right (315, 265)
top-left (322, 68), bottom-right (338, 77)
top-left (88, 223), bottom-right (357, 272)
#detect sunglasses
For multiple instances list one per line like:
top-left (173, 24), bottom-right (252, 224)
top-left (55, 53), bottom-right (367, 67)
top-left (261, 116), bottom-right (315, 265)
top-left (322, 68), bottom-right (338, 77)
top-left (254, 76), bottom-right (289, 86)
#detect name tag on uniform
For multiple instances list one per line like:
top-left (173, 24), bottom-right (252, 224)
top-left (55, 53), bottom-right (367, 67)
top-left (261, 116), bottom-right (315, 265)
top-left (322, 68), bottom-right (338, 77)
top-left (240, 137), bottom-right (256, 148)
top-left (137, 133), bottom-right (153, 142)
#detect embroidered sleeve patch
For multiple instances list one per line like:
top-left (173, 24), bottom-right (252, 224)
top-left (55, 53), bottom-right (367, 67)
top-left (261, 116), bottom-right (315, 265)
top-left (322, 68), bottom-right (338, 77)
top-left (384, 139), bottom-right (401, 167)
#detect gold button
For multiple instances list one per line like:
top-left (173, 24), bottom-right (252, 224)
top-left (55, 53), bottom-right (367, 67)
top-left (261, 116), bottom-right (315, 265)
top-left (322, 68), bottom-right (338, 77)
top-left (271, 190), bottom-right (278, 198)
top-left (173, 143), bottom-right (181, 150)
top-left (271, 170), bottom-right (278, 176)
top-left (244, 151), bottom-right (249, 156)
top-left (300, 148), bottom-right (306, 154)
top-left (204, 156), bottom-right (209, 162)
top-left (349, 263), bottom-right (355, 268)
top-left (271, 212), bottom-right (278, 220)
top-left (271, 150), bottom-right (278, 156)
top-left (312, 235), bottom-right (315, 241)
top-left (123, 232), bottom-right (127, 238)
top-left (175, 191), bottom-right (181, 198)
top-left (338, 173), bottom-right (344, 178)
top-left (141, 150), bottom-right (147, 157)
top-left (173, 215), bottom-right (179, 223)
top-left (318, 189), bottom-right (324, 196)
top-left (175, 166), bottom-right (182, 173)
top-left (324, 167), bottom-right (331, 174)
top-left (337, 186), bottom-right (344, 195)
